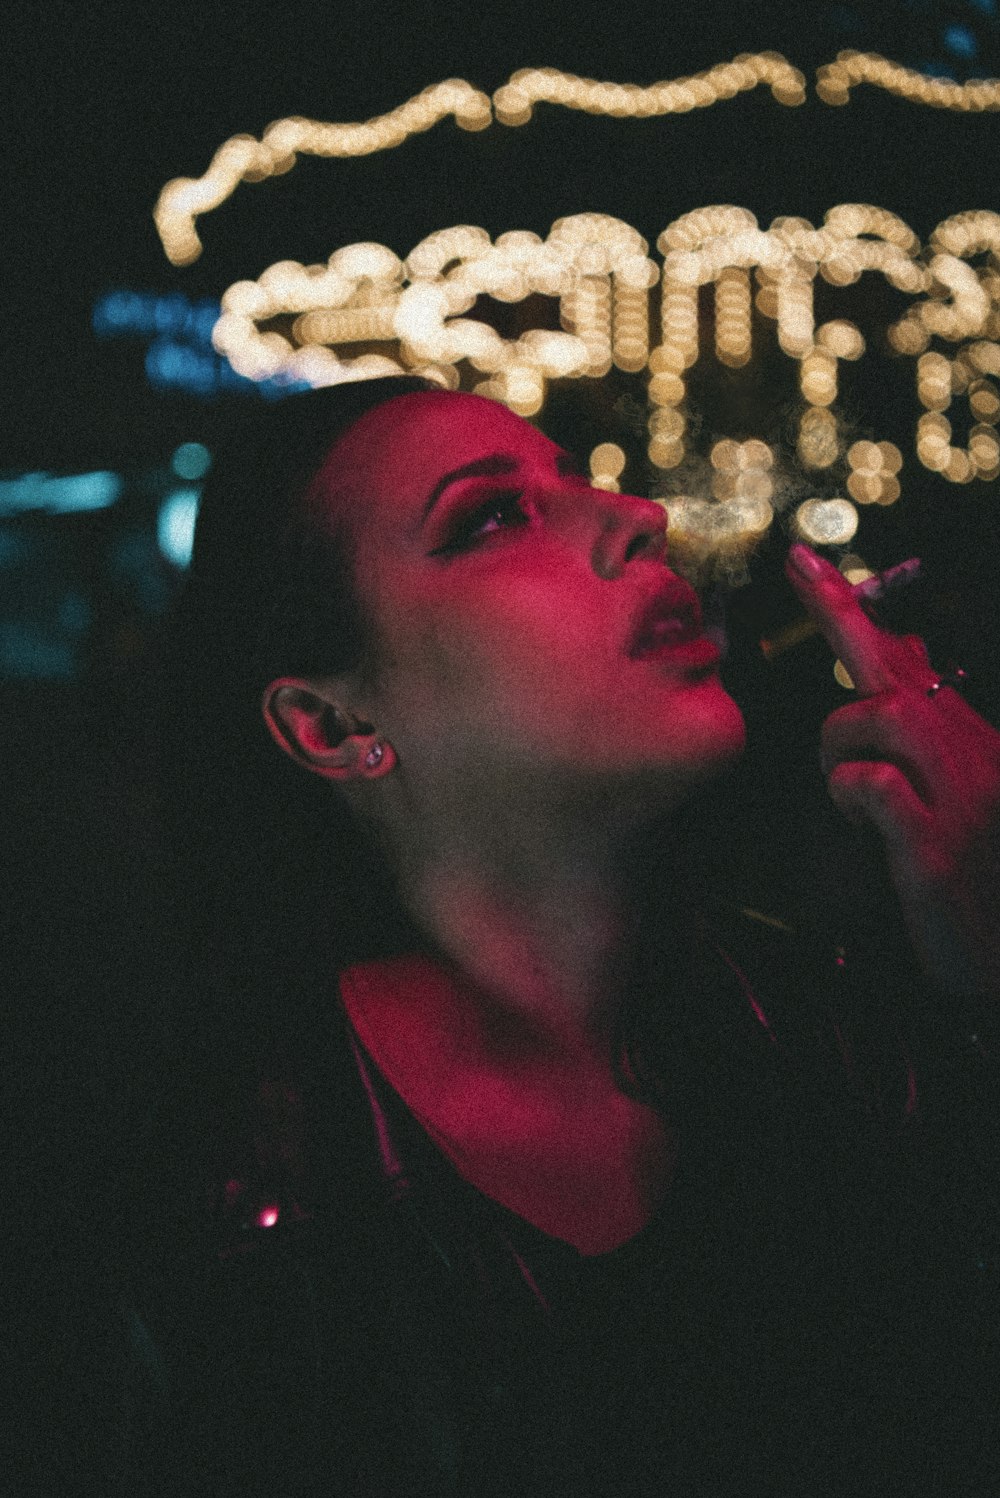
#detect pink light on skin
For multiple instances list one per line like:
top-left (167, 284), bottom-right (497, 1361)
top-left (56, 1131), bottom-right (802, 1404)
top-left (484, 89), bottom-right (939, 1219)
top-left (256, 1205), bottom-right (280, 1229)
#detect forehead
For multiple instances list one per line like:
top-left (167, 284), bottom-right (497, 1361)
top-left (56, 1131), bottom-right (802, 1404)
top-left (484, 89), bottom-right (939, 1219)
top-left (313, 390), bottom-right (559, 524)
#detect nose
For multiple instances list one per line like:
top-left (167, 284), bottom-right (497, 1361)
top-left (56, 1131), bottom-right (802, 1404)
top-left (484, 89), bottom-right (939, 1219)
top-left (591, 492), bottom-right (669, 578)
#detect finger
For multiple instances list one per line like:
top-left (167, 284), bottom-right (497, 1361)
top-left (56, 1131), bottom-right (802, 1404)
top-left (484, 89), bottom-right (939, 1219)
top-left (902, 634), bottom-right (931, 665)
top-left (827, 760), bottom-right (934, 860)
top-left (820, 695), bottom-right (947, 806)
top-left (785, 544), bottom-right (902, 697)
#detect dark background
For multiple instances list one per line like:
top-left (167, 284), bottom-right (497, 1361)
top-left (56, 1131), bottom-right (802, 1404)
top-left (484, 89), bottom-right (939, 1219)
top-left (4, 3), bottom-right (1000, 1473)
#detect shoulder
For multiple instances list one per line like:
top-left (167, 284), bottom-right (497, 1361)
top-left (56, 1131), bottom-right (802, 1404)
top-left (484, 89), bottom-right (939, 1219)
top-left (677, 899), bottom-right (922, 1135)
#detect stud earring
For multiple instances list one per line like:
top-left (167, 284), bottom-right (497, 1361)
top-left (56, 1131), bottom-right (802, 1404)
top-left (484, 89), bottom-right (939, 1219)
top-left (364, 743), bottom-right (384, 769)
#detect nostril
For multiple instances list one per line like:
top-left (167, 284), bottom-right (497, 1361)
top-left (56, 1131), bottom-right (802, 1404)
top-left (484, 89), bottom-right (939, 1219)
top-left (625, 529), bottom-right (666, 564)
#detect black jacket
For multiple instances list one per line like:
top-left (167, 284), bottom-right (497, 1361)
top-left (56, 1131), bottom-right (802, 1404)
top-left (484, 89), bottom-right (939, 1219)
top-left (116, 910), bottom-right (1000, 1497)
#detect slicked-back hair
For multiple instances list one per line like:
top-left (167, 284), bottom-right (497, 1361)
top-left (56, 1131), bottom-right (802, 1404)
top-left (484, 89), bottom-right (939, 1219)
top-left (145, 378), bottom-right (437, 1179)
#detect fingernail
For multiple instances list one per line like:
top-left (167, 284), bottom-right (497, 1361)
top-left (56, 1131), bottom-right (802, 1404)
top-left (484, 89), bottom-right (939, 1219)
top-left (788, 543), bottom-right (824, 580)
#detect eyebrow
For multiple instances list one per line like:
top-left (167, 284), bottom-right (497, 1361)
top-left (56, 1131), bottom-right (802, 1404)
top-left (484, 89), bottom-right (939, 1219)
top-left (419, 449), bottom-right (585, 525)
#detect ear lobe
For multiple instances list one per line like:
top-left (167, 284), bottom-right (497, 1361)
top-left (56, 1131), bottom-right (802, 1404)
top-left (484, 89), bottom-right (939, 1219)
top-left (262, 679), bottom-right (392, 781)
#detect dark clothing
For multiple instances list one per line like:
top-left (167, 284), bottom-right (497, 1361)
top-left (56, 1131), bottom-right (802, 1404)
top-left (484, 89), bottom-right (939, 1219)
top-left (120, 914), bottom-right (1000, 1497)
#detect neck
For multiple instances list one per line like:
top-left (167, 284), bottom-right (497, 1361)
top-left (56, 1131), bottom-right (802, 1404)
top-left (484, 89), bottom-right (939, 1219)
top-left (393, 797), bottom-right (662, 1073)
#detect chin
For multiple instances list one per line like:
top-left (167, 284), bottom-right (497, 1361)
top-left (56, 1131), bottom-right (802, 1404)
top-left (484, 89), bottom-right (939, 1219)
top-left (675, 680), bottom-right (747, 779)
top-left (713, 684), bottom-right (747, 754)
top-left (676, 674), bottom-right (745, 754)
top-left (621, 685), bottom-right (746, 810)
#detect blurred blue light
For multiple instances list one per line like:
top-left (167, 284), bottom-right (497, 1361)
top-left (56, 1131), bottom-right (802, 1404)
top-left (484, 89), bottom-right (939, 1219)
top-left (92, 290), bottom-right (147, 335)
top-left (95, 292), bottom-right (310, 401)
top-left (171, 442), bottom-right (212, 481)
top-left (146, 339), bottom-right (218, 398)
top-left (917, 57), bottom-right (958, 76)
top-left (0, 624), bottom-right (76, 679)
top-left (967, 0), bottom-right (996, 18)
top-left (943, 23), bottom-right (978, 55)
top-left (157, 486), bottom-right (201, 568)
top-left (94, 290), bottom-right (221, 349)
top-left (0, 471), bottom-right (122, 515)
top-left (153, 293), bottom-right (194, 335)
top-left (145, 336), bottom-right (309, 400)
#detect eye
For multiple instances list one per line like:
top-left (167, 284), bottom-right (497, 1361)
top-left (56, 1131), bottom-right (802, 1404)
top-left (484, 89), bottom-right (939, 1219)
top-left (432, 490), bottom-right (531, 554)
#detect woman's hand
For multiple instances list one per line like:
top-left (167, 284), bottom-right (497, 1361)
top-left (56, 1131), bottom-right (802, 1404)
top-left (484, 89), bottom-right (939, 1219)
top-left (785, 543), bottom-right (1000, 1003)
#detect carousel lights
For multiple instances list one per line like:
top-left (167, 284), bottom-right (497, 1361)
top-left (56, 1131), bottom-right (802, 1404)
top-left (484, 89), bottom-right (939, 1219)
top-left (154, 55), bottom-right (1000, 267)
top-left (155, 80), bottom-right (494, 265)
top-left (817, 319), bottom-right (865, 361)
top-left (155, 57), bottom-right (807, 266)
top-left (660, 438), bottom-right (777, 572)
top-left (800, 349), bottom-right (838, 406)
top-left (715, 269), bottom-right (753, 368)
top-left (661, 494), bottom-right (773, 543)
top-left (794, 497), bottom-right (859, 546)
top-left (492, 54), bottom-right (807, 128)
top-left (205, 202), bottom-right (1000, 569)
top-left (816, 51), bottom-right (1000, 111)
top-left (969, 378), bottom-right (1000, 421)
top-left (153, 54), bottom-right (1000, 567)
top-left (589, 442), bottom-right (627, 491)
top-left (913, 334), bottom-right (1000, 479)
top-left (709, 439), bottom-right (775, 504)
top-left (661, 488), bottom-right (775, 583)
top-left (839, 553), bottom-right (876, 585)
top-left (798, 407), bottom-right (840, 470)
top-left (846, 440), bottom-right (903, 505)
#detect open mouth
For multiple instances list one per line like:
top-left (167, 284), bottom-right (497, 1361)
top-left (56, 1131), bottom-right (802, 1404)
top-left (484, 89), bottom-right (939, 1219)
top-left (631, 612), bottom-right (702, 656)
top-left (628, 582), bottom-right (704, 658)
top-left (626, 580), bottom-right (721, 673)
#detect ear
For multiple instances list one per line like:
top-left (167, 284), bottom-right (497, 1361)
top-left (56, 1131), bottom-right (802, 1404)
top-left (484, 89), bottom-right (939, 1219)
top-left (261, 677), bottom-right (397, 781)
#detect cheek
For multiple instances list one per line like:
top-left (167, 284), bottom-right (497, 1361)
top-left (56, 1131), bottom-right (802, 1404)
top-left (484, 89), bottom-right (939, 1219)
top-left (365, 562), bottom-right (743, 770)
top-left (375, 569), bottom-right (588, 709)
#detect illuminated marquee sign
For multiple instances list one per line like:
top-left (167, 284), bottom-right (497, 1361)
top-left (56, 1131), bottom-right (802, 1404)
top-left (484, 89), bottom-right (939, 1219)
top-left (210, 207), bottom-right (1000, 515)
top-left (154, 56), bottom-right (1000, 562)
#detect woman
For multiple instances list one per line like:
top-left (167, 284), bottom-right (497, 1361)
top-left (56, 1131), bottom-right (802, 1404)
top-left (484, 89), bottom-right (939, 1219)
top-left (128, 376), bottom-right (1000, 1496)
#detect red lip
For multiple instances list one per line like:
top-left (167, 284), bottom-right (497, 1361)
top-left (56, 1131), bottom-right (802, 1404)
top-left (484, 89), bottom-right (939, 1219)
top-left (627, 578), bottom-right (705, 659)
top-left (633, 635), bottom-right (721, 673)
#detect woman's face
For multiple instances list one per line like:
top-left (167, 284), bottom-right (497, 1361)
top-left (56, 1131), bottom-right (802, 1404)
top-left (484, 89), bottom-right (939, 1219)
top-left (316, 389), bottom-right (745, 816)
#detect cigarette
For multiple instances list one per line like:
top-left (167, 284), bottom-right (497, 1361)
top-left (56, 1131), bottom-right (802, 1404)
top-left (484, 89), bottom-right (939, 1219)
top-left (850, 555), bottom-right (922, 603)
top-left (760, 557), bottom-right (922, 660)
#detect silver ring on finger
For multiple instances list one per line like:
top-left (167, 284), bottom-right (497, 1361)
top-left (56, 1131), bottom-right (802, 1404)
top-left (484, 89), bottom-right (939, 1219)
top-left (927, 664), bottom-right (969, 699)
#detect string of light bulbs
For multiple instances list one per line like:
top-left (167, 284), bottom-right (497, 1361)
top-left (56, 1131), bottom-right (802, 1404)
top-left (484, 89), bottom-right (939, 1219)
top-left (151, 58), bottom-right (1000, 593)
top-left (154, 54), bottom-right (1000, 267)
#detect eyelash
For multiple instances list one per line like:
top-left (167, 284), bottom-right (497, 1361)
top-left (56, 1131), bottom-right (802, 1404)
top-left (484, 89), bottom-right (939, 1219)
top-left (435, 490), bottom-right (532, 553)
